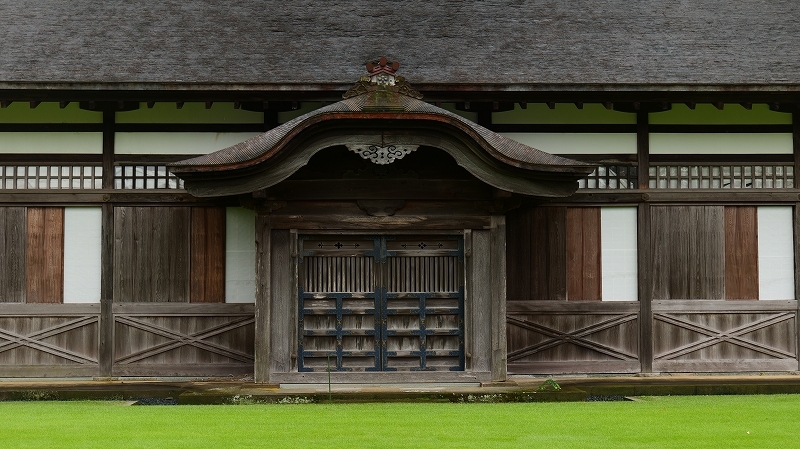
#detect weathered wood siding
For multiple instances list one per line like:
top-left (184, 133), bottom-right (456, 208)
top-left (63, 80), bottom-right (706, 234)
top-left (508, 206), bottom-right (602, 301)
top-left (725, 206), bottom-right (759, 300)
top-left (0, 304), bottom-right (100, 377)
top-left (507, 206), bottom-right (566, 300)
top-left (26, 207), bottom-right (64, 304)
top-left (190, 207), bottom-right (225, 303)
top-left (651, 206), bottom-right (725, 300)
top-left (0, 207), bottom-right (26, 303)
top-left (566, 207), bottom-right (601, 301)
top-left (653, 300), bottom-right (796, 372)
top-left (113, 206), bottom-right (190, 303)
top-left (112, 303), bottom-right (254, 376)
top-left (506, 301), bottom-right (640, 374)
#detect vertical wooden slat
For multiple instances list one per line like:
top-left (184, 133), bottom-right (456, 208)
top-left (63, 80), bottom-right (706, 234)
top-left (530, 207), bottom-right (566, 300)
top-left (190, 207), bottom-right (226, 303)
top-left (0, 207), bottom-right (27, 303)
top-left (566, 207), bottom-right (601, 300)
top-left (652, 206), bottom-right (725, 300)
top-left (724, 206), bottom-right (759, 300)
top-left (113, 206), bottom-right (190, 303)
top-left (25, 207), bottom-right (64, 303)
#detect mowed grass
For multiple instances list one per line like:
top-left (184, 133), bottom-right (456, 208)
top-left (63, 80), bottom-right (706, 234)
top-left (0, 395), bottom-right (797, 449)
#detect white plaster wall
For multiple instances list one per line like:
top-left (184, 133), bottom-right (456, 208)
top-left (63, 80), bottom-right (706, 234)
top-left (63, 207), bottom-right (102, 303)
top-left (601, 207), bottom-right (638, 301)
top-left (650, 133), bottom-right (792, 155)
top-left (500, 133), bottom-right (637, 155)
top-left (0, 132), bottom-right (102, 154)
top-left (225, 207), bottom-right (256, 303)
top-left (115, 132), bottom-right (261, 155)
top-left (758, 206), bottom-right (795, 300)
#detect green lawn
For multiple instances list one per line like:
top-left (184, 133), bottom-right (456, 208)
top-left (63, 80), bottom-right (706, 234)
top-left (0, 395), bottom-right (796, 449)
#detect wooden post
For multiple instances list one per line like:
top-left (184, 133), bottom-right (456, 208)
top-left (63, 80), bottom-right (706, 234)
top-left (269, 229), bottom-right (296, 376)
top-left (637, 111), bottom-right (649, 190)
top-left (490, 216), bottom-right (507, 381)
top-left (794, 203), bottom-right (800, 371)
top-left (794, 112), bottom-right (800, 371)
top-left (638, 203), bottom-right (653, 373)
top-left (99, 202), bottom-right (114, 377)
top-left (102, 111), bottom-right (114, 190)
top-left (254, 215), bottom-right (272, 383)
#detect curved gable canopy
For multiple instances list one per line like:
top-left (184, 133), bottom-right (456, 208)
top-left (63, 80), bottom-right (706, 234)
top-left (170, 60), bottom-right (595, 198)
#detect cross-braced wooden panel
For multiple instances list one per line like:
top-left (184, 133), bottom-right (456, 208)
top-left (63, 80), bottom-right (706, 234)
top-left (653, 300), bottom-right (797, 372)
top-left (112, 304), bottom-right (255, 376)
top-left (0, 305), bottom-right (100, 376)
top-left (506, 301), bottom-right (640, 374)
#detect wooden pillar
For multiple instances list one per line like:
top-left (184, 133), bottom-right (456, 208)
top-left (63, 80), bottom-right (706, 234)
top-left (102, 111), bottom-right (114, 190)
top-left (794, 203), bottom-right (800, 371)
top-left (637, 111), bottom-right (649, 190)
top-left (638, 203), bottom-right (653, 373)
top-left (637, 110), bottom-right (653, 373)
top-left (794, 112), bottom-right (800, 371)
top-left (99, 202), bottom-right (114, 377)
top-left (490, 216), bottom-right (507, 381)
top-left (98, 110), bottom-right (115, 377)
top-left (254, 215), bottom-right (272, 383)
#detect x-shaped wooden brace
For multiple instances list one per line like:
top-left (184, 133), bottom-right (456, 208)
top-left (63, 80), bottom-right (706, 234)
top-left (654, 312), bottom-right (795, 360)
top-left (506, 314), bottom-right (638, 362)
top-left (0, 316), bottom-right (99, 364)
top-left (114, 315), bottom-right (255, 364)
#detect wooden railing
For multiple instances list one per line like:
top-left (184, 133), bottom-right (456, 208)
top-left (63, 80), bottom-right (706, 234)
top-left (648, 163), bottom-right (794, 189)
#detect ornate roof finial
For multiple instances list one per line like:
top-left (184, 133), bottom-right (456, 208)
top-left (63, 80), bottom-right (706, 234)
top-left (366, 57), bottom-right (400, 85)
top-left (343, 57), bottom-right (423, 100)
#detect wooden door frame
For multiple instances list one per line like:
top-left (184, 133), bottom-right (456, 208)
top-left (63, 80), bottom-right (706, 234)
top-left (254, 219), bottom-right (507, 384)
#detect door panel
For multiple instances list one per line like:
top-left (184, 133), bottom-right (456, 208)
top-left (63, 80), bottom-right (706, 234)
top-left (298, 235), bottom-right (464, 372)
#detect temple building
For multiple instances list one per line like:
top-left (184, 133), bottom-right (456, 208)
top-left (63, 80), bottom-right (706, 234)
top-left (0, 2), bottom-right (799, 382)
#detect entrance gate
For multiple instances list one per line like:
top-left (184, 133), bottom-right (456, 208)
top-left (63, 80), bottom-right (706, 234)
top-left (297, 235), bottom-right (464, 372)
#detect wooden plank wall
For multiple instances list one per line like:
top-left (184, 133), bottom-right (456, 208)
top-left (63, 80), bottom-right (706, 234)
top-left (114, 206), bottom-right (190, 302)
top-left (507, 206), bottom-right (601, 301)
top-left (26, 207), bottom-right (64, 303)
top-left (651, 206), bottom-right (725, 299)
top-left (566, 207), bottom-right (601, 300)
top-left (0, 207), bottom-right (26, 303)
top-left (190, 207), bottom-right (225, 303)
top-left (114, 206), bottom-right (227, 303)
top-left (652, 205), bottom-right (760, 300)
top-left (724, 206), bottom-right (759, 300)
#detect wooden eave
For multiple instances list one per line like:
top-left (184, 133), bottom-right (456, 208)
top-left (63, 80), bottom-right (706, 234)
top-left (169, 89), bottom-right (596, 199)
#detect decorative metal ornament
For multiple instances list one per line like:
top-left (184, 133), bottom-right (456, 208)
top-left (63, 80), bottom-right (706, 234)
top-left (347, 144), bottom-right (418, 165)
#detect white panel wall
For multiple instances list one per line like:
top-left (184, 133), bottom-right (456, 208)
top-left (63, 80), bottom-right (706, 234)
top-left (601, 207), bottom-right (638, 301)
top-left (115, 132), bottom-right (261, 155)
top-left (63, 207), bottom-right (102, 303)
top-left (500, 133), bottom-right (637, 154)
top-left (758, 206), bottom-right (795, 300)
top-left (650, 133), bottom-right (792, 155)
top-left (225, 207), bottom-right (256, 303)
top-left (0, 132), bottom-right (102, 154)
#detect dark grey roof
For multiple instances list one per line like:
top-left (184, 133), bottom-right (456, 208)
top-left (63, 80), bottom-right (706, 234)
top-left (2, 1), bottom-right (799, 89)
